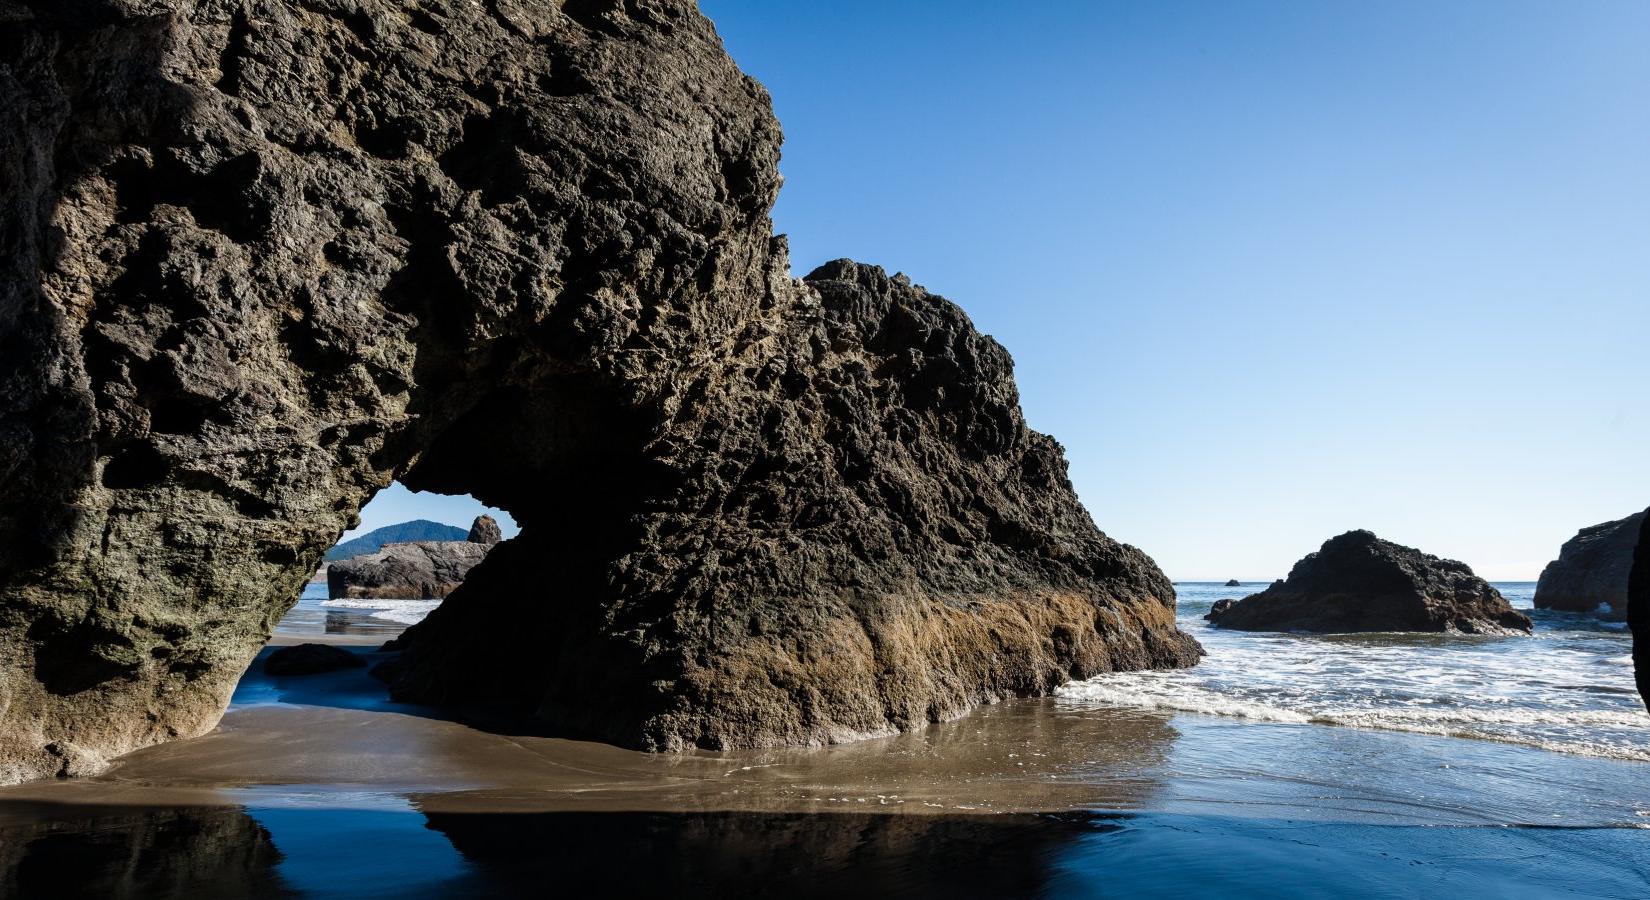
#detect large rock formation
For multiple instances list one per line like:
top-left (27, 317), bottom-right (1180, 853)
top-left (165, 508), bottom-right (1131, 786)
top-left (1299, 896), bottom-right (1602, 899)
top-left (1533, 511), bottom-right (1643, 620)
top-left (1207, 531), bottom-right (1532, 635)
top-left (327, 515), bottom-right (496, 599)
top-left (1628, 510), bottom-right (1649, 713)
top-left (0, 0), bottom-right (1198, 784)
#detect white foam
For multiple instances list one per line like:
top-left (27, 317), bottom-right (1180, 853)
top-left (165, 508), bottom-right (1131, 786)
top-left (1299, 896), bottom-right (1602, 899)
top-left (318, 598), bottom-right (440, 626)
top-left (1058, 670), bottom-right (1650, 763)
top-left (1056, 676), bottom-right (1311, 724)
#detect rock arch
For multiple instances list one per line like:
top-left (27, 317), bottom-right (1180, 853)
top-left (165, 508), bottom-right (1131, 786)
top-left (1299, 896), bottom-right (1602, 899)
top-left (0, 0), bottom-right (1199, 784)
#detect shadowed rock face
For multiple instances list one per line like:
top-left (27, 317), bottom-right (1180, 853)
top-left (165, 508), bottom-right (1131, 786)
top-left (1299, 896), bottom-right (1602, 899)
top-left (378, 261), bottom-right (1201, 750)
top-left (1534, 511), bottom-right (1643, 620)
top-left (1208, 531), bottom-right (1532, 635)
top-left (1627, 510), bottom-right (1649, 712)
top-left (0, 0), bottom-right (1198, 783)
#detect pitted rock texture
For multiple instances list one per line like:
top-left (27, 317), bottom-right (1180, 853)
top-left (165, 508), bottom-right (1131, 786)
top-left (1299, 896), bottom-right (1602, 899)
top-left (377, 261), bottom-right (1202, 750)
top-left (1534, 510), bottom-right (1643, 620)
top-left (327, 520), bottom-right (493, 600)
top-left (1627, 509), bottom-right (1649, 712)
top-left (1207, 531), bottom-right (1532, 635)
top-left (0, 0), bottom-right (1198, 784)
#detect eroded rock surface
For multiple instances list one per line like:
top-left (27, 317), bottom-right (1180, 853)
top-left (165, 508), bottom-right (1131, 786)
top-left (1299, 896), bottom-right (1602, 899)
top-left (1207, 531), bottom-right (1532, 635)
top-left (1534, 510), bottom-right (1643, 620)
top-left (0, 0), bottom-right (1198, 783)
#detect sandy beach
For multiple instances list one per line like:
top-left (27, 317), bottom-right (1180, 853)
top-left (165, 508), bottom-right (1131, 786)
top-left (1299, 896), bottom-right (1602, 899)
top-left (3, 589), bottom-right (1647, 897)
top-left (3, 626), bottom-right (1648, 897)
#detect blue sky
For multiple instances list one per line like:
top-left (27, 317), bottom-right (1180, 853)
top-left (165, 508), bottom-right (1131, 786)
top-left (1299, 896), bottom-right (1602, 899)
top-left (356, 1), bottom-right (1649, 580)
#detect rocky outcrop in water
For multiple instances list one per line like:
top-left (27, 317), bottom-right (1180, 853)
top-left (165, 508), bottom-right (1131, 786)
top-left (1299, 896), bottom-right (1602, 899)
top-left (1628, 510), bottom-right (1649, 713)
top-left (1534, 511), bottom-right (1643, 620)
top-left (327, 516), bottom-right (497, 599)
top-left (1224, 579), bottom-right (1241, 587)
top-left (0, 0), bottom-right (1198, 784)
top-left (263, 643), bottom-right (365, 677)
top-left (1207, 531), bottom-right (1532, 635)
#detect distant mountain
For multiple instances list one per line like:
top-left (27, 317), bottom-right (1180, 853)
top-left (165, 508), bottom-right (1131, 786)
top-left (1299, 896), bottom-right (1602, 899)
top-left (324, 519), bottom-right (468, 562)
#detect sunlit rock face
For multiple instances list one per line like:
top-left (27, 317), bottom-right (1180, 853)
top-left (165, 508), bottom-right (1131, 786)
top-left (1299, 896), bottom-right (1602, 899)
top-left (0, 0), bottom-right (1198, 784)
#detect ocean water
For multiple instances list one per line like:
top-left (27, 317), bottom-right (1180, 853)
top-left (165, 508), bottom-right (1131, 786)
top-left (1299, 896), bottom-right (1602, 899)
top-left (1059, 582), bottom-right (1647, 762)
top-left (279, 583), bottom-right (441, 634)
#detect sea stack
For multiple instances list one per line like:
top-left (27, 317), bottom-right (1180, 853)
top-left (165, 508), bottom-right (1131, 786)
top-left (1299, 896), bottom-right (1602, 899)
top-left (0, 1), bottom-right (1199, 784)
top-left (1207, 530), bottom-right (1532, 635)
top-left (1533, 511), bottom-right (1644, 620)
top-left (467, 515), bottom-right (503, 546)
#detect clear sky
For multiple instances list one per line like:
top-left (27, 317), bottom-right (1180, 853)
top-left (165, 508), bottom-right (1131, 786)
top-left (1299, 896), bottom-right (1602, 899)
top-left (358, 1), bottom-right (1649, 580)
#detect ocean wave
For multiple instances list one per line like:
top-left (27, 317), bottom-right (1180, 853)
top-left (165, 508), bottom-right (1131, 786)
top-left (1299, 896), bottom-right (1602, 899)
top-left (319, 598), bottom-right (440, 626)
top-left (1055, 677), bottom-right (1312, 724)
top-left (1056, 673), bottom-right (1650, 762)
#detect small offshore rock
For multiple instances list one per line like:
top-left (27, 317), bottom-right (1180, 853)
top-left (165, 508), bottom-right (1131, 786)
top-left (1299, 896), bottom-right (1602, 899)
top-left (1224, 579), bottom-right (1242, 587)
top-left (265, 644), bottom-right (367, 677)
top-left (467, 515), bottom-right (504, 545)
top-left (327, 540), bottom-right (491, 600)
top-left (1207, 530), bottom-right (1532, 635)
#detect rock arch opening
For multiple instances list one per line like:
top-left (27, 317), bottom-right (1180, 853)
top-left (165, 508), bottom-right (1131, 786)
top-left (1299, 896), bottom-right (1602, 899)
top-left (0, 0), bottom-right (1199, 786)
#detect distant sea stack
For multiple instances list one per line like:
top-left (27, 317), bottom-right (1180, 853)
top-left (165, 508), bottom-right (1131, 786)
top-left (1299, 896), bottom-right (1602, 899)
top-left (1207, 531), bottom-right (1532, 635)
top-left (468, 515), bottom-right (503, 545)
top-left (1224, 579), bottom-right (1242, 587)
top-left (1628, 510), bottom-right (1650, 713)
top-left (1533, 510), bottom-right (1644, 620)
top-left (327, 517), bottom-right (500, 600)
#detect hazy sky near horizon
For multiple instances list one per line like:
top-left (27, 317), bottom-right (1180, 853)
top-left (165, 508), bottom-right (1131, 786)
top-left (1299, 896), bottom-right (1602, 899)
top-left (355, 1), bottom-right (1649, 580)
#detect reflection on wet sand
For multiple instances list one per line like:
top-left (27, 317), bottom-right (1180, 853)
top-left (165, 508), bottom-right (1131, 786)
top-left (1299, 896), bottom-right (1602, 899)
top-left (423, 809), bottom-right (1107, 898)
top-left (0, 804), bottom-right (287, 899)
